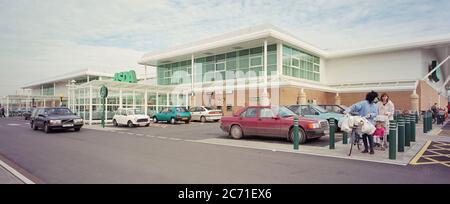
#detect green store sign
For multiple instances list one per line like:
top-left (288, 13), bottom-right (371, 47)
top-left (113, 70), bottom-right (137, 83)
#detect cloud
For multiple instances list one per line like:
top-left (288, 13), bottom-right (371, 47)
top-left (1, 0), bottom-right (450, 95)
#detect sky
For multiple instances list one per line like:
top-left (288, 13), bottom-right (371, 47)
top-left (1, 0), bottom-right (450, 96)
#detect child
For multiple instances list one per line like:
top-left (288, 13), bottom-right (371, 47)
top-left (373, 121), bottom-right (385, 150)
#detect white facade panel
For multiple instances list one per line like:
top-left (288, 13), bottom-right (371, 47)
top-left (325, 49), bottom-right (422, 85)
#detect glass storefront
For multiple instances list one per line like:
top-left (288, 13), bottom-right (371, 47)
top-left (282, 45), bottom-right (320, 82)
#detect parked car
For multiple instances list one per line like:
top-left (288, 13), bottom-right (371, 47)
top-left (318, 104), bottom-right (348, 114)
top-left (30, 107), bottom-right (84, 133)
top-left (23, 109), bottom-right (33, 120)
top-left (220, 106), bottom-right (329, 144)
top-left (188, 106), bottom-right (222, 123)
top-left (153, 107), bottom-right (191, 124)
top-left (112, 108), bottom-right (150, 127)
top-left (287, 104), bottom-right (344, 127)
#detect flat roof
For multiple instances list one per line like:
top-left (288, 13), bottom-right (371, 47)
top-left (139, 24), bottom-right (450, 66)
top-left (22, 69), bottom-right (114, 89)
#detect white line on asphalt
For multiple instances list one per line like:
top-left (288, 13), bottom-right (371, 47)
top-left (0, 159), bottom-right (35, 184)
top-left (169, 138), bottom-right (182, 141)
top-left (157, 136), bottom-right (168, 139)
top-left (7, 124), bottom-right (22, 126)
top-left (136, 134), bottom-right (144, 136)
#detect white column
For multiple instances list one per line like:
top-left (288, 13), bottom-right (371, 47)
top-left (156, 92), bottom-right (159, 112)
top-left (6, 96), bottom-right (9, 117)
top-left (176, 93), bottom-right (180, 106)
top-left (277, 42), bottom-right (283, 76)
top-left (53, 82), bottom-right (56, 96)
top-left (133, 90), bottom-right (136, 109)
top-left (43, 98), bottom-right (46, 108)
top-left (41, 85), bottom-right (44, 96)
top-left (144, 90), bottom-right (148, 116)
top-left (262, 40), bottom-right (269, 105)
top-left (191, 54), bottom-right (195, 107)
top-left (166, 93), bottom-right (170, 106)
top-left (89, 85), bottom-right (93, 125)
top-left (87, 75), bottom-right (90, 83)
top-left (119, 89), bottom-right (123, 108)
top-left (144, 65), bottom-right (148, 81)
top-left (185, 93), bottom-right (189, 109)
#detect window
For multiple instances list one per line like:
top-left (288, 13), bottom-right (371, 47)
top-left (282, 45), bottom-right (320, 82)
top-left (240, 108), bottom-right (257, 118)
top-left (260, 108), bottom-right (275, 118)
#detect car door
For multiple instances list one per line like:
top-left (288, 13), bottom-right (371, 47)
top-left (189, 107), bottom-right (198, 121)
top-left (257, 107), bottom-right (280, 136)
top-left (238, 107), bottom-right (259, 136)
top-left (161, 108), bottom-right (171, 121)
top-left (34, 109), bottom-right (44, 128)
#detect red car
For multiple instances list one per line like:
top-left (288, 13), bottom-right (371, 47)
top-left (220, 106), bottom-right (329, 144)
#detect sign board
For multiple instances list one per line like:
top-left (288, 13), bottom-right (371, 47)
top-left (113, 70), bottom-right (137, 83)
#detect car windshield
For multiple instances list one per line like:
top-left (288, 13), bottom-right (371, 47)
top-left (311, 105), bottom-right (328, 113)
top-left (176, 107), bottom-right (188, 112)
top-left (277, 106), bottom-right (296, 117)
top-left (46, 108), bottom-right (73, 115)
top-left (126, 109), bottom-right (143, 115)
top-left (204, 107), bottom-right (212, 110)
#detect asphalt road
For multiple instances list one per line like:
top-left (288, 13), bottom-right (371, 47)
top-left (0, 118), bottom-right (449, 184)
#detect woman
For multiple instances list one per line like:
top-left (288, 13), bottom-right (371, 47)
top-left (377, 93), bottom-right (395, 148)
top-left (345, 91), bottom-right (379, 154)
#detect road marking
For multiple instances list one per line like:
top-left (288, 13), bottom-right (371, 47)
top-left (157, 136), bottom-right (168, 139)
top-left (136, 134), bottom-right (144, 136)
top-left (169, 138), bottom-right (182, 141)
top-left (410, 140), bottom-right (432, 165)
top-left (7, 124), bottom-right (22, 126)
top-left (0, 159), bottom-right (35, 184)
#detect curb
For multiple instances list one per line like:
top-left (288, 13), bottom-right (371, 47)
top-left (0, 154), bottom-right (42, 184)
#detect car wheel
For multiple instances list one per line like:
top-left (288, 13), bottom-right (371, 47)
top-left (44, 123), bottom-right (51, 133)
top-left (200, 116), bottom-right (206, 123)
top-left (127, 121), bottom-right (134, 128)
top-left (289, 127), bottom-right (307, 144)
top-left (169, 118), bottom-right (176, 125)
top-left (74, 128), bottom-right (81, 132)
top-left (185, 119), bottom-right (190, 124)
top-left (153, 117), bottom-right (158, 123)
top-left (230, 125), bottom-right (243, 139)
top-left (113, 119), bottom-right (118, 127)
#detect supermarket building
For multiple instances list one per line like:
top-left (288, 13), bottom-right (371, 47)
top-left (138, 25), bottom-right (450, 116)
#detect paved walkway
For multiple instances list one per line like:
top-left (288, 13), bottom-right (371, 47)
top-left (0, 165), bottom-right (23, 184)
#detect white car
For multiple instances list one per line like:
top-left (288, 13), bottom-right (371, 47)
top-left (189, 106), bottom-right (223, 123)
top-left (112, 108), bottom-right (150, 127)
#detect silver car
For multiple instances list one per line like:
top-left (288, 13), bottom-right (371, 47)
top-left (189, 106), bottom-right (223, 123)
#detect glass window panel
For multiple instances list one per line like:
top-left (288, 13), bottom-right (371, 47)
top-left (226, 60), bottom-right (237, 70)
top-left (314, 73), bottom-right (320, 81)
top-left (314, 65), bottom-right (320, 72)
top-left (268, 44), bottom-right (277, 52)
top-left (239, 57), bottom-right (249, 69)
top-left (216, 63), bottom-right (225, 71)
top-left (239, 50), bottom-right (249, 56)
top-left (250, 57), bottom-right (262, 67)
top-left (216, 54), bottom-right (225, 61)
top-left (226, 52), bottom-right (237, 58)
top-left (250, 47), bottom-right (263, 55)
top-left (268, 54), bottom-right (277, 65)
top-left (283, 46), bottom-right (291, 56)
top-left (291, 58), bottom-right (300, 68)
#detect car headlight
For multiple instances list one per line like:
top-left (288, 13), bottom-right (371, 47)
top-left (74, 119), bottom-right (83, 124)
top-left (306, 122), bottom-right (321, 129)
top-left (49, 120), bottom-right (62, 125)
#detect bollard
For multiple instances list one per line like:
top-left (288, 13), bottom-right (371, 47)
top-left (423, 111), bottom-right (427, 133)
top-left (429, 111), bottom-right (433, 131)
top-left (329, 118), bottom-right (335, 149)
top-left (397, 117), bottom-right (405, 152)
top-left (342, 131), bottom-right (348, 144)
top-left (389, 120), bottom-right (397, 160)
top-left (410, 113), bottom-right (416, 142)
top-left (404, 115), bottom-right (411, 147)
top-left (293, 116), bottom-right (299, 150)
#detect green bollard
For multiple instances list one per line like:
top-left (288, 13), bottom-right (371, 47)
top-left (429, 111), bottom-right (433, 131)
top-left (389, 120), bottom-right (397, 160)
top-left (415, 112), bottom-right (419, 124)
top-left (397, 118), bottom-right (405, 152)
top-left (405, 115), bottom-right (411, 147)
top-left (293, 116), bottom-right (299, 150)
top-left (410, 114), bottom-right (416, 142)
top-left (423, 111), bottom-right (427, 133)
top-left (329, 118), bottom-right (335, 149)
top-left (343, 131), bottom-right (348, 144)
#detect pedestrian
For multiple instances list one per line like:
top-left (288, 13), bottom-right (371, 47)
top-left (431, 103), bottom-right (438, 123)
top-left (377, 93), bottom-right (395, 148)
top-left (0, 106), bottom-right (5, 118)
top-left (345, 91), bottom-right (379, 154)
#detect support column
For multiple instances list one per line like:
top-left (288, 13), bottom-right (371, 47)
top-left (6, 96), bottom-right (9, 117)
top-left (89, 85), bottom-right (93, 125)
top-left (411, 91), bottom-right (419, 113)
top-left (144, 90), bottom-right (148, 116)
top-left (185, 93), bottom-right (189, 109)
top-left (191, 54), bottom-right (195, 106)
top-left (167, 93), bottom-right (170, 106)
top-left (119, 89), bottom-right (123, 108)
top-left (156, 92), bottom-right (159, 112)
top-left (299, 88), bottom-right (307, 105)
top-left (277, 42), bottom-right (283, 76)
top-left (132, 90), bottom-right (136, 109)
top-left (262, 40), bottom-right (269, 106)
top-left (335, 93), bottom-right (341, 105)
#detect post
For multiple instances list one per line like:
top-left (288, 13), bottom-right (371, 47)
top-left (429, 110), bottom-right (433, 131)
top-left (410, 113), bottom-right (416, 142)
top-left (89, 85), bottom-right (93, 125)
top-left (398, 117), bottom-right (405, 152)
top-left (329, 118), bottom-right (335, 149)
top-left (423, 111), bottom-right (427, 133)
top-left (342, 131), bottom-right (348, 144)
top-left (404, 115), bottom-right (411, 147)
top-left (293, 116), bottom-right (299, 150)
top-left (389, 120), bottom-right (397, 160)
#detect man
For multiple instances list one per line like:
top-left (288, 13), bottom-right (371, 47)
top-left (431, 103), bottom-right (438, 123)
top-left (0, 105), bottom-right (5, 118)
top-left (345, 91), bottom-right (379, 155)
